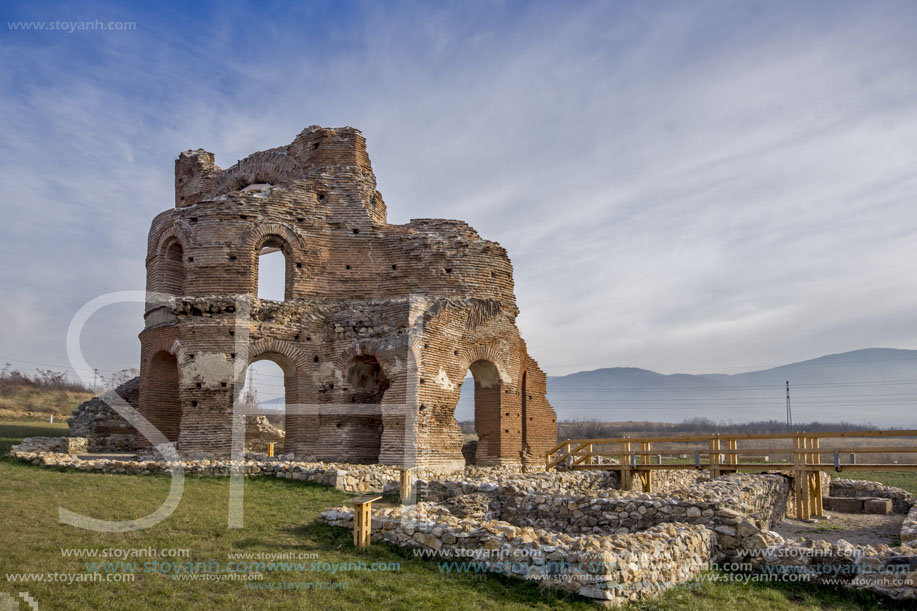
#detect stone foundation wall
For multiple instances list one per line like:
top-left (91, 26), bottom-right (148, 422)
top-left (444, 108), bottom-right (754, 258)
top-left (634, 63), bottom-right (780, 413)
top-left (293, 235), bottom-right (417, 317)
top-left (7, 446), bottom-right (462, 493)
top-left (902, 506), bottom-right (917, 544)
top-left (14, 437), bottom-right (87, 454)
top-left (829, 479), bottom-right (913, 513)
top-left (67, 377), bottom-right (139, 452)
top-left (322, 503), bottom-right (718, 605)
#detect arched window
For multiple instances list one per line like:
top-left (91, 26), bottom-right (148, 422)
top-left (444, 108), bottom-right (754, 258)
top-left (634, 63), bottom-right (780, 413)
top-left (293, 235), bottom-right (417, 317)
top-left (255, 237), bottom-right (289, 301)
top-left (161, 240), bottom-right (185, 296)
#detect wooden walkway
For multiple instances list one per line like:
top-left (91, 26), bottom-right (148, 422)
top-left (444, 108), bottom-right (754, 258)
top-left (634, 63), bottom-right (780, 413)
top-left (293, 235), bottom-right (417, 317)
top-left (545, 429), bottom-right (917, 520)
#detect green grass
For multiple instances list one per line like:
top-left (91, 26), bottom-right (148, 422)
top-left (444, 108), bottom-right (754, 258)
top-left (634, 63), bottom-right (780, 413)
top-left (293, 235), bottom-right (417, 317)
top-left (1, 421), bottom-right (914, 610)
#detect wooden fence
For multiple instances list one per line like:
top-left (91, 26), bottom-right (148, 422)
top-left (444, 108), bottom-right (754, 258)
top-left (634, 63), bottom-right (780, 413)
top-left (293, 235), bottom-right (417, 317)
top-left (545, 429), bottom-right (917, 520)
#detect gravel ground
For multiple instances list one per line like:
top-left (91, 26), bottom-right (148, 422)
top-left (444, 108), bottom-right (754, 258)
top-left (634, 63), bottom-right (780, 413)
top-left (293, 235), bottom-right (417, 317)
top-left (774, 510), bottom-right (904, 546)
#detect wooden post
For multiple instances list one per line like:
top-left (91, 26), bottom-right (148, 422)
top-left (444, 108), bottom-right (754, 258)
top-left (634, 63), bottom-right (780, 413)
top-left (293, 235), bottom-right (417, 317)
top-left (793, 435), bottom-right (810, 520)
top-left (812, 437), bottom-right (824, 517)
top-left (709, 437), bottom-right (721, 478)
top-left (347, 495), bottom-right (382, 547)
top-left (640, 441), bottom-right (652, 492)
top-left (587, 443), bottom-right (594, 466)
top-left (400, 467), bottom-right (416, 505)
top-left (266, 442), bottom-right (275, 458)
top-left (620, 439), bottom-right (632, 490)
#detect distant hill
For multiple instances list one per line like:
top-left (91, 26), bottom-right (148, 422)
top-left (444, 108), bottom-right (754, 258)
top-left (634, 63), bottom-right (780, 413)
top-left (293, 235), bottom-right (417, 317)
top-left (544, 348), bottom-right (917, 426)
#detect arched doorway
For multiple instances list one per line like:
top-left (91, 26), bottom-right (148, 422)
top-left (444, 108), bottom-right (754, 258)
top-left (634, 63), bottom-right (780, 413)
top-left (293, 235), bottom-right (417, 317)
top-left (237, 358), bottom-right (287, 454)
top-left (144, 350), bottom-right (181, 443)
top-left (456, 359), bottom-right (503, 465)
top-left (342, 355), bottom-right (389, 463)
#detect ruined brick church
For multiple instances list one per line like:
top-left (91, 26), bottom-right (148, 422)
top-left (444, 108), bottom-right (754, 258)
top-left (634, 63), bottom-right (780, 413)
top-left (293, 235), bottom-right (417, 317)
top-left (138, 126), bottom-right (556, 469)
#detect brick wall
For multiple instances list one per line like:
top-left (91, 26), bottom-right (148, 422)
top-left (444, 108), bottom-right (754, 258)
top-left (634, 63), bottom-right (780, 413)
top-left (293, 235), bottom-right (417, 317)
top-left (136, 125), bottom-right (557, 466)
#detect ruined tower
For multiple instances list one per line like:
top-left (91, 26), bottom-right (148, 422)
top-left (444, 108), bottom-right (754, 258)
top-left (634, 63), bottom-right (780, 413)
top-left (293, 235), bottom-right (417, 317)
top-left (138, 125), bottom-right (557, 469)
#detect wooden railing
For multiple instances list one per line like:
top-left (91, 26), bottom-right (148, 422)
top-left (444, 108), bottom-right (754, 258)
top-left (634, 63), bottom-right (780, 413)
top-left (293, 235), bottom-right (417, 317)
top-left (545, 429), bottom-right (917, 519)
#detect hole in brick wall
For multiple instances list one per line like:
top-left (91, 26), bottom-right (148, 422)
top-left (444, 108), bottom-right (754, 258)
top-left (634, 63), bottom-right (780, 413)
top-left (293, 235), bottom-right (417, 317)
top-left (294, 334), bottom-right (300, 340)
top-left (336, 422), bottom-right (342, 428)
top-left (453, 350), bottom-right (459, 356)
top-left (231, 353), bottom-right (236, 359)
top-left (179, 196), bottom-right (185, 202)
top-left (196, 383), bottom-right (202, 389)
top-left (187, 354), bottom-right (195, 361)
top-left (239, 215), bottom-right (248, 220)
top-left (191, 401), bottom-right (198, 407)
top-left (505, 412), bottom-right (509, 416)
top-left (313, 142), bottom-right (320, 150)
top-left (189, 217), bottom-right (197, 222)
top-left (352, 228), bottom-right (360, 234)
top-left (313, 356), bottom-right (319, 363)
top-left (296, 217), bottom-right (305, 222)
top-left (229, 255), bottom-right (237, 261)
top-left (345, 265), bottom-right (351, 270)
top-left (188, 257), bottom-right (194, 262)
top-left (419, 378), bottom-right (425, 384)
top-left (391, 264), bottom-right (397, 270)
top-left (458, 360), bottom-right (504, 466)
top-left (491, 271), bottom-right (495, 277)
top-left (329, 383), bottom-right (334, 389)
top-left (318, 193), bottom-right (326, 200)
top-left (257, 242), bottom-right (286, 301)
top-left (444, 268), bottom-right (452, 273)
top-left (419, 404), bottom-right (427, 411)
top-left (306, 336), bottom-right (312, 341)
top-left (221, 382), bottom-right (227, 388)
top-left (229, 329), bottom-right (235, 336)
top-left (239, 358), bottom-right (287, 436)
top-left (296, 262), bottom-right (302, 269)
top-left (423, 344), bottom-right (429, 349)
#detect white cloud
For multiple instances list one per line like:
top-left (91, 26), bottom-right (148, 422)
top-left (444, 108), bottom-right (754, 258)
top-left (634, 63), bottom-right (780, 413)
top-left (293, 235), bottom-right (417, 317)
top-left (2, 0), bottom-right (917, 397)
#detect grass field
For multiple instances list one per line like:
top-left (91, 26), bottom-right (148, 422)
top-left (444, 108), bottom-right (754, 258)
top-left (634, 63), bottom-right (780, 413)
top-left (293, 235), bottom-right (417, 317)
top-left (0, 384), bottom-right (94, 420)
top-left (1, 422), bottom-right (915, 610)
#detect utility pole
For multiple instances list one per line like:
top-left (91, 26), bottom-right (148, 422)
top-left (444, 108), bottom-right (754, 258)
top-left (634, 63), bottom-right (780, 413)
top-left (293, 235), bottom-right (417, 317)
top-left (786, 380), bottom-right (792, 431)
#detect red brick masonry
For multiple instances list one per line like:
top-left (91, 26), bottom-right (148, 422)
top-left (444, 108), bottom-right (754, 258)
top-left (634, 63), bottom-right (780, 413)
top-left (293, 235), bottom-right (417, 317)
top-left (137, 125), bottom-right (557, 468)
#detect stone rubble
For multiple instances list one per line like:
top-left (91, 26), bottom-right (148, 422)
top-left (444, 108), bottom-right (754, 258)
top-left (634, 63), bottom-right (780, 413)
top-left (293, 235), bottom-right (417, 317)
top-left (9, 440), bottom-right (916, 605)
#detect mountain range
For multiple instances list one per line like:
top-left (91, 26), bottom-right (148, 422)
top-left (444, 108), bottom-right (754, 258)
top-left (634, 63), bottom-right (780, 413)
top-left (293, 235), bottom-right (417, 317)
top-left (542, 348), bottom-right (917, 426)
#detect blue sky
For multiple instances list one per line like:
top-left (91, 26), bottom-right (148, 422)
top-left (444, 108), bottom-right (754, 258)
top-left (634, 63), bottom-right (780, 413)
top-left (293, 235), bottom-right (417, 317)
top-left (2, 0), bottom-right (917, 391)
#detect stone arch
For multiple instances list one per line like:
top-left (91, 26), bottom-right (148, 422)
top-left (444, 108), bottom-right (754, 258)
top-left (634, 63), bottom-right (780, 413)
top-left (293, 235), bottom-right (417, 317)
top-left (242, 224), bottom-right (306, 301)
top-left (242, 222), bottom-right (307, 252)
top-left (150, 221), bottom-right (194, 262)
top-left (244, 338), bottom-right (309, 372)
top-left (454, 345), bottom-right (512, 386)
